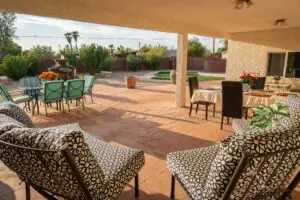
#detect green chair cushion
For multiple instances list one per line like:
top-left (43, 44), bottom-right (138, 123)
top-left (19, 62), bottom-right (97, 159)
top-left (13, 95), bottom-right (32, 104)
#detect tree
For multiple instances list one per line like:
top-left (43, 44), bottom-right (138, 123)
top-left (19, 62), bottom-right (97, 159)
top-left (64, 32), bottom-right (73, 52)
top-left (108, 44), bottom-right (115, 56)
top-left (142, 45), bottom-right (167, 70)
top-left (72, 31), bottom-right (79, 53)
top-left (0, 12), bottom-right (17, 59)
top-left (116, 45), bottom-right (134, 57)
top-left (188, 37), bottom-right (211, 57)
top-left (79, 44), bottom-right (111, 74)
top-left (217, 39), bottom-right (228, 53)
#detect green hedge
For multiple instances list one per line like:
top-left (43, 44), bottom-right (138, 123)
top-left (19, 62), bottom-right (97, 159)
top-left (0, 55), bottom-right (30, 80)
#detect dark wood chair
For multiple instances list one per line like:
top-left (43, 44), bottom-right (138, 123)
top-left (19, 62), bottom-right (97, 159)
top-left (188, 77), bottom-right (215, 120)
top-left (221, 81), bottom-right (243, 130)
top-left (254, 77), bottom-right (266, 90)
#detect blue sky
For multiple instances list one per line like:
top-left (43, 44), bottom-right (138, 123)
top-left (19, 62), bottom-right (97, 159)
top-left (14, 14), bottom-right (224, 52)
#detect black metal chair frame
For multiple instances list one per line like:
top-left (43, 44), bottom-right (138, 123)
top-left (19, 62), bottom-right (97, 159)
top-left (0, 139), bottom-right (140, 200)
top-left (170, 148), bottom-right (300, 200)
top-left (188, 77), bottom-right (215, 120)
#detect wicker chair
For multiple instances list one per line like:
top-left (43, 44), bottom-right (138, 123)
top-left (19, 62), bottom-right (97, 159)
top-left (188, 77), bottom-right (215, 119)
top-left (254, 77), bottom-right (266, 90)
top-left (221, 81), bottom-right (243, 129)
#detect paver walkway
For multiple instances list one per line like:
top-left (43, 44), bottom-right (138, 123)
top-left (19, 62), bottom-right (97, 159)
top-left (0, 77), bottom-right (299, 199)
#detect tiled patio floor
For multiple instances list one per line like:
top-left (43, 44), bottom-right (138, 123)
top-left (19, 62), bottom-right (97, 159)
top-left (0, 76), bottom-right (299, 199)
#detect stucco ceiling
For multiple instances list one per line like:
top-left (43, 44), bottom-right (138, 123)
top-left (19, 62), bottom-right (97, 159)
top-left (1, 0), bottom-right (300, 49)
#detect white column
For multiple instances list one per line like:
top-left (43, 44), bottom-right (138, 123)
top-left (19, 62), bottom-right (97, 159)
top-left (176, 33), bottom-right (188, 108)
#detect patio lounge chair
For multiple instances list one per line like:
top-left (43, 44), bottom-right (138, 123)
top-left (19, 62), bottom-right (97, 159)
top-left (0, 101), bottom-right (145, 200)
top-left (20, 77), bottom-right (41, 95)
top-left (167, 96), bottom-right (300, 199)
top-left (188, 77), bottom-right (215, 119)
top-left (39, 80), bottom-right (65, 115)
top-left (0, 83), bottom-right (32, 111)
top-left (84, 75), bottom-right (96, 103)
top-left (64, 79), bottom-right (85, 112)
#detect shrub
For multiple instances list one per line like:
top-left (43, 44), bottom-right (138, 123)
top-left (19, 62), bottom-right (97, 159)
top-left (59, 46), bottom-right (77, 66)
top-left (143, 46), bottom-right (166, 70)
top-left (25, 45), bottom-right (56, 76)
top-left (0, 55), bottom-right (29, 80)
top-left (79, 44), bottom-right (110, 75)
top-left (126, 54), bottom-right (142, 71)
top-left (100, 56), bottom-right (113, 71)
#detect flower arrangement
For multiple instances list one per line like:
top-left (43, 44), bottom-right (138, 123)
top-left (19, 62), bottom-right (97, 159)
top-left (39, 71), bottom-right (57, 81)
top-left (239, 72), bottom-right (257, 87)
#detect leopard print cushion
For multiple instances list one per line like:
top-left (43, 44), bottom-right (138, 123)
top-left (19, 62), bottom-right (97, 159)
top-left (0, 114), bottom-right (25, 134)
top-left (0, 125), bottom-right (106, 199)
top-left (36, 123), bottom-right (145, 199)
top-left (204, 125), bottom-right (300, 199)
top-left (167, 145), bottom-right (220, 199)
top-left (0, 101), bottom-right (34, 128)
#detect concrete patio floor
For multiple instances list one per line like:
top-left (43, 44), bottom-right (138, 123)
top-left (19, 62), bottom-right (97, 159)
top-left (0, 75), bottom-right (299, 199)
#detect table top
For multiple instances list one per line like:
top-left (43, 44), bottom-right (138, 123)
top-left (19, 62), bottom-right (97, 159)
top-left (19, 86), bottom-right (42, 90)
top-left (265, 83), bottom-right (291, 87)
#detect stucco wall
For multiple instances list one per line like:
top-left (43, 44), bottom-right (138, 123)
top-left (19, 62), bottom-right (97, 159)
top-left (226, 40), bottom-right (286, 81)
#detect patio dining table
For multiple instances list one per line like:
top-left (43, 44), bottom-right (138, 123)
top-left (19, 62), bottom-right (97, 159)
top-left (191, 89), bottom-right (294, 108)
top-left (19, 86), bottom-right (42, 115)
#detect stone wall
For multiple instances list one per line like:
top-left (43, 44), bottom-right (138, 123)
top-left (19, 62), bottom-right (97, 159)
top-left (226, 40), bottom-right (285, 80)
top-left (226, 40), bottom-right (300, 89)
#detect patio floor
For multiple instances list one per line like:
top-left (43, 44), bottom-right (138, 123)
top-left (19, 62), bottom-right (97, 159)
top-left (0, 74), bottom-right (299, 199)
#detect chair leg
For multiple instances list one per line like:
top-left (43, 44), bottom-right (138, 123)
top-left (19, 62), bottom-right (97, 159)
top-left (195, 103), bottom-right (199, 114)
top-left (82, 98), bottom-right (85, 110)
top-left (221, 115), bottom-right (224, 130)
top-left (227, 117), bottom-right (230, 124)
top-left (205, 103), bottom-right (208, 120)
top-left (27, 101), bottom-right (31, 111)
top-left (213, 103), bottom-right (216, 118)
top-left (25, 182), bottom-right (31, 200)
top-left (61, 100), bottom-right (65, 112)
top-left (189, 103), bottom-right (193, 116)
top-left (135, 175), bottom-right (139, 198)
top-left (56, 101), bottom-right (58, 110)
top-left (44, 104), bottom-right (48, 116)
top-left (170, 175), bottom-right (175, 200)
top-left (91, 93), bottom-right (94, 103)
top-left (67, 100), bottom-right (70, 112)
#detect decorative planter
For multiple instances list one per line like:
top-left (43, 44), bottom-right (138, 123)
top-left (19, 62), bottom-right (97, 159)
top-left (242, 83), bottom-right (251, 92)
top-left (272, 79), bottom-right (280, 84)
top-left (125, 76), bottom-right (136, 89)
top-left (170, 70), bottom-right (176, 85)
top-left (101, 71), bottom-right (112, 78)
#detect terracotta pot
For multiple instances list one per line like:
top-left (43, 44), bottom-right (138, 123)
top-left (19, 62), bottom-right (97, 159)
top-left (170, 70), bottom-right (176, 85)
top-left (125, 76), bottom-right (136, 89)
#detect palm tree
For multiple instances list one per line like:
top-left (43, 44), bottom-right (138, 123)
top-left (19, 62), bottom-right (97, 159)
top-left (64, 32), bottom-right (73, 52)
top-left (108, 44), bottom-right (115, 56)
top-left (72, 31), bottom-right (79, 53)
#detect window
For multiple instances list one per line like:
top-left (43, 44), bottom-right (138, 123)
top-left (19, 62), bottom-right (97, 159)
top-left (267, 53), bottom-right (286, 76)
top-left (267, 52), bottom-right (300, 78)
top-left (286, 52), bottom-right (300, 78)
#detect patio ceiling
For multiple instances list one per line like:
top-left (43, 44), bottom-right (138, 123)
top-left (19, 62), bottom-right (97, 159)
top-left (1, 0), bottom-right (300, 50)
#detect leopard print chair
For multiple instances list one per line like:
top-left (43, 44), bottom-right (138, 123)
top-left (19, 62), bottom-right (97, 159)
top-left (232, 94), bottom-right (300, 135)
top-left (167, 98), bottom-right (300, 199)
top-left (0, 102), bottom-right (145, 200)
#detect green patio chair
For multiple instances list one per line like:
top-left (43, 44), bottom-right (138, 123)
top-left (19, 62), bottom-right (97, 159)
top-left (20, 77), bottom-right (41, 94)
top-left (0, 83), bottom-right (32, 111)
top-left (84, 75), bottom-right (95, 103)
top-left (39, 81), bottom-right (64, 115)
top-left (64, 79), bottom-right (85, 112)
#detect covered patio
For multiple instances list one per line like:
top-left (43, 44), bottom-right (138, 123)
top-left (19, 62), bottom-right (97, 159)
top-left (1, 0), bottom-right (300, 199)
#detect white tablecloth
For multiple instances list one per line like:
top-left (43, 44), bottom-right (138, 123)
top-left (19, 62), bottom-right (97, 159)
top-left (191, 89), bottom-right (290, 108)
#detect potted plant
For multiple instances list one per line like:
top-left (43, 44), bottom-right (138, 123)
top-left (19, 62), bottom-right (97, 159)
top-left (239, 72), bottom-right (257, 92)
top-left (272, 76), bottom-right (281, 84)
top-left (125, 76), bottom-right (136, 89)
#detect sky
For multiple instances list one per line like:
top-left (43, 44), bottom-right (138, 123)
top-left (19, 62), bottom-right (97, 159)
top-left (14, 14), bottom-right (224, 52)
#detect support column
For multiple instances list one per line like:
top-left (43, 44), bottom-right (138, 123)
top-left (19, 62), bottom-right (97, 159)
top-left (176, 33), bottom-right (188, 108)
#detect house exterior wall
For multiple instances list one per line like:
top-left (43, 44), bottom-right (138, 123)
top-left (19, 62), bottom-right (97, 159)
top-left (226, 40), bottom-right (286, 80)
top-left (226, 40), bottom-right (300, 89)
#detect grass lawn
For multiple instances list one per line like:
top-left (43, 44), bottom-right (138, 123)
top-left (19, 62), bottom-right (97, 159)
top-left (152, 71), bottom-right (225, 81)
